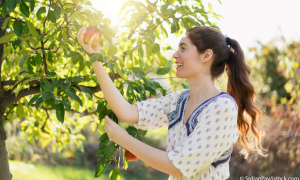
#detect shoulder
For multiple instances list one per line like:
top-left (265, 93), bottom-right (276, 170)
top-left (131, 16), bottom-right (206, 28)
top-left (165, 89), bottom-right (190, 100)
top-left (209, 92), bottom-right (238, 112)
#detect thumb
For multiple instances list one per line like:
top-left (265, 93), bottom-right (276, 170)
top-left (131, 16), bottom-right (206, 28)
top-left (105, 115), bottom-right (111, 121)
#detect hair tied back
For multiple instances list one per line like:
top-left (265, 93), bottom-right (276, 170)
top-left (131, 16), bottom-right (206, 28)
top-left (226, 36), bottom-right (232, 47)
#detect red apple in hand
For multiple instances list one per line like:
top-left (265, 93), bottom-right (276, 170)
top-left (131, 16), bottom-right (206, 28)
top-left (124, 150), bottom-right (138, 161)
top-left (83, 26), bottom-right (102, 46)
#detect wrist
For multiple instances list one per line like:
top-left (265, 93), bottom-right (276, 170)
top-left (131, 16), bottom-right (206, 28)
top-left (122, 134), bottom-right (134, 149)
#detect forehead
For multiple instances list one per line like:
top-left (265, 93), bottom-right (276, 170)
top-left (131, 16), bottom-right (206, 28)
top-left (178, 34), bottom-right (192, 46)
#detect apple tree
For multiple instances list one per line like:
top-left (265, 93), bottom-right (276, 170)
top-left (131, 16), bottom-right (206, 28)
top-left (0, 0), bottom-right (221, 179)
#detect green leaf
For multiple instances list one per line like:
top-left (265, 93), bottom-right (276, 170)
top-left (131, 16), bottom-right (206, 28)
top-left (27, 57), bottom-right (35, 71)
top-left (25, 20), bottom-right (37, 36)
top-left (35, 54), bottom-right (42, 66)
top-left (52, 78), bottom-right (61, 91)
top-left (13, 21), bottom-right (23, 37)
top-left (90, 53), bottom-right (102, 63)
top-left (95, 158), bottom-right (110, 177)
top-left (16, 104), bottom-right (25, 119)
top-left (35, 97), bottom-right (44, 109)
top-left (97, 100), bottom-right (107, 114)
top-left (132, 67), bottom-right (145, 78)
top-left (2, 17), bottom-right (12, 30)
top-left (20, 1), bottom-right (30, 17)
top-left (27, 94), bottom-right (41, 107)
top-left (1, 3), bottom-right (7, 18)
top-left (42, 91), bottom-right (54, 101)
top-left (64, 89), bottom-right (82, 106)
top-left (99, 132), bottom-right (108, 141)
top-left (126, 126), bottom-right (138, 137)
top-left (52, 4), bottom-right (61, 17)
top-left (78, 85), bottom-right (93, 98)
top-left (181, 83), bottom-right (189, 89)
top-left (16, 70), bottom-right (35, 78)
top-left (137, 129), bottom-right (148, 139)
top-left (108, 44), bottom-right (118, 56)
top-left (157, 67), bottom-right (171, 75)
top-left (41, 79), bottom-right (52, 92)
top-left (208, 3), bottom-right (213, 11)
top-left (0, 32), bottom-right (15, 44)
top-left (48, 10), bottom-right (56, 23)
top-left (19, 52), bottom-right (28, 67)
top-left (45, 72), bottom-right (57, 77)
top-left (29, 0), bottom-right (35, 12)
top-left (56, 102), bottom-right (65, 123)
top-left (62, 97), bottom-right (71, 111)
top-left (48, 52), bottom-right (53, 63)
top-left (12, 38), bottom-right (22, 49)
top-left (61, 80), bottom-right (71, 90)
top-left (65, 8), bottom-right (73, 14)
top-left (36, 7), bottom-right (46, 18)
top-left (109, 169), bottom-right (120, 180)
top-left (103, 18), bottom-right (111, 25)
top-left (7, 0), bottom-right (17, 11)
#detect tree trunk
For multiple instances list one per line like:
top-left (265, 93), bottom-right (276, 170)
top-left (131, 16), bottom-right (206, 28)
top-left (0, 114), bottom-right (11, 180)
top-left (0, 0), bottom-right (11, 178)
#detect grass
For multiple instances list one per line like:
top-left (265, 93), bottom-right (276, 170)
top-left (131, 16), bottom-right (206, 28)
top-left (9, 160), bottom-right (99, 180)
top-left (9, 160), bottom-right (169, 180)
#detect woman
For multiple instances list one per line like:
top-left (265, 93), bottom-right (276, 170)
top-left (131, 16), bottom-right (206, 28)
top-left (77, 26), bottom-right (267, 179)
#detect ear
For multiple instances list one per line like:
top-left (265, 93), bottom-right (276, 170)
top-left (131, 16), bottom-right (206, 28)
top-left (203, 49), bottom-right (213, 62)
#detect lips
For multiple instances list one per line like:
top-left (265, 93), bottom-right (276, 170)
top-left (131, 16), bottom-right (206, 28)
top-left (175, 62), bottom-right (183, 67)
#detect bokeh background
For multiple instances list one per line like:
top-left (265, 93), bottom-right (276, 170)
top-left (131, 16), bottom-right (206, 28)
top-left (4, 0), bottom-right (300, 179)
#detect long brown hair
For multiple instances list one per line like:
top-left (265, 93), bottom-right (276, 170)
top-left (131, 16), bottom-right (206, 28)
top-left (186, 26), bottom-right (268, 159)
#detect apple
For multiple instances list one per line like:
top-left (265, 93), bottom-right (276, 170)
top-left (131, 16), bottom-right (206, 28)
top-left (84, 26), bottom-right (102, 46)
top-left (124, 150), bottom-right (138, 161)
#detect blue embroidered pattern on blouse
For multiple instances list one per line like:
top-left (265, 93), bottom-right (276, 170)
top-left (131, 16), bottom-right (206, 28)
top-left (211, 146), bottom-right (233, 168)
top-left (185, 91), bottom-right (228, 136)
top-left (168, 90), bottom-right (238, 137)
top-left (168, 90), bottom-right (190, 130)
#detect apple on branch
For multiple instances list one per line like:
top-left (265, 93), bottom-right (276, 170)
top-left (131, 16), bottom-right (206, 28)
top-left (84, 26), bottom-right (102, 46)
top-left (124, 149), bottom-right (138, 161)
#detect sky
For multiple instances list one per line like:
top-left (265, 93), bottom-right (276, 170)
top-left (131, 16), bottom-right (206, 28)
top-left (92, 0), bottom-right (300, 58)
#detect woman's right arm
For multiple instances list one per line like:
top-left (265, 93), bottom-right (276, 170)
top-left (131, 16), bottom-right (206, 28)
top-left (92, 61), bottom-right (139, 123)
top-left (77, 26), bottom-right (138, 124)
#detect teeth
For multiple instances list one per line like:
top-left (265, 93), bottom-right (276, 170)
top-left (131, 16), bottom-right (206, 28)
top-left (176, 63), bottom-right (183, 66)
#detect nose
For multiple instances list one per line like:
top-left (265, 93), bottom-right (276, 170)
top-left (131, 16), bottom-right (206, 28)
top-left (172, 50), bottom-right (179, 59)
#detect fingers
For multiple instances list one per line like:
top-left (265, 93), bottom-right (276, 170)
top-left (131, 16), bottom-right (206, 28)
top-left (79, 26), bottom-right (87, 44)
top-left (76, 26), bottom-right (83, 40)
top-left (77, 26), bottom-right (86, 41)
top-left (105, 115), bottom-right (112, 124)
top-left (87, 34), bottom-right (97, 53)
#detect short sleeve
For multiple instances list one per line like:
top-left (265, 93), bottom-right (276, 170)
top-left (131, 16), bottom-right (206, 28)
top-left (167, 97), bottom-right (239, 179)
top-left (133, 90), bottom-right (185, 130)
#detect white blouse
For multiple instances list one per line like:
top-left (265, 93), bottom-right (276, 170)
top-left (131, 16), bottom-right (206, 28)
top-left (134, 89), bottom-right (239, 180)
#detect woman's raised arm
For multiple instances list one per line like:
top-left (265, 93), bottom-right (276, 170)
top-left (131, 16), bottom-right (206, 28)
top-left (77, 26), bottom-right (138, 124)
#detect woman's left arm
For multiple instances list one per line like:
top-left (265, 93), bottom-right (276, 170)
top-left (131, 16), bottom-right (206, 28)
top-left (104, 116), bottom-right (183, 178)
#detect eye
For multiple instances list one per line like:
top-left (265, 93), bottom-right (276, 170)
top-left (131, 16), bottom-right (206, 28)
top-left (181, 47), bottom-right (185, 51)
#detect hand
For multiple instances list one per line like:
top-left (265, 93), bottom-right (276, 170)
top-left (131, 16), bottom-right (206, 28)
top-left (76, 26), bottom-right (101, 54)
top-left (104, 115), bottom-right (130, 146)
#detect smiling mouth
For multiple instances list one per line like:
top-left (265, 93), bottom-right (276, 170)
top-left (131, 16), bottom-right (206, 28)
top-left (175, 63), bottom-right (183, 67)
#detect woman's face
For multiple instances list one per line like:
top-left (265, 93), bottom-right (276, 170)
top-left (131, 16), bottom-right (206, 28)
top-left (172, 34), bottom-right (213, 79)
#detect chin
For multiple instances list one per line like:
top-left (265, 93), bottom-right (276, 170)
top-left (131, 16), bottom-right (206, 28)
top-left (176, 71), bottom-right (187, 79)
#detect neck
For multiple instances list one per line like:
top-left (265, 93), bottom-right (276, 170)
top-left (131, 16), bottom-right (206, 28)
top-left (187, 74), bottom-right (221, 103)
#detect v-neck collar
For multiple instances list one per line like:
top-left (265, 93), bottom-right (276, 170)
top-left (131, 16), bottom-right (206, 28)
top-left (181, 90), bottom-right (226, 128)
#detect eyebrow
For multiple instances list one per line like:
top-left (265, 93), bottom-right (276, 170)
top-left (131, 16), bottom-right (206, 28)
top-left (179, 43), bottom-right (187, 47)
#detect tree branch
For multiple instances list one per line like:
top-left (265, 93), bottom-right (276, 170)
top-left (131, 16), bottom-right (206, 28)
top-left (41, 41), bottom-right (48, 74)
top-left (0, 83), bottom-right (105, 111)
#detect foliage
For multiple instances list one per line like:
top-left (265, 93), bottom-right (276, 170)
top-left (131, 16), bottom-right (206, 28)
top-left (244, 37), bottom-right (300, 175)
top-left (0, 0), bottom-right (221, 178)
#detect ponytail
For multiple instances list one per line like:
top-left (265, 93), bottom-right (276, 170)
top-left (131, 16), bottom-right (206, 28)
top-left (226, 39), bottom-right (268, 159)
top-left (186, 26), bottom-right (268, 159)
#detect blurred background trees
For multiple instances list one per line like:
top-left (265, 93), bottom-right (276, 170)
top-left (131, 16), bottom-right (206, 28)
top-left (0, 0), bottom-right (299, 179)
